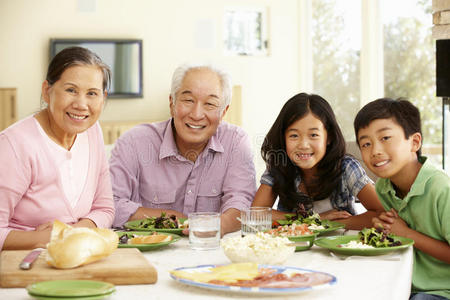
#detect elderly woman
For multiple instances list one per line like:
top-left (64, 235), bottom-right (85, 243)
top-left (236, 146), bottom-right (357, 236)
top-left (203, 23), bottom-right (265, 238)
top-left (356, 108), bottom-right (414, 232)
top-left (0, 47), bottom-right (115, 250)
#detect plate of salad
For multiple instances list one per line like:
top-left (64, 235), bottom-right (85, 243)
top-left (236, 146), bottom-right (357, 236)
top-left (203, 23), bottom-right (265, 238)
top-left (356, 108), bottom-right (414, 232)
top-left (276, 213), bottom-right (344, 235)
top-left (116, 231), bottom-right (181, 251)
top-left (265, 223), bottom-right (318, 251)
top-left (314, 227), bottom-right (414, 256)
top-left (124, 212), bottom-right (188, 234)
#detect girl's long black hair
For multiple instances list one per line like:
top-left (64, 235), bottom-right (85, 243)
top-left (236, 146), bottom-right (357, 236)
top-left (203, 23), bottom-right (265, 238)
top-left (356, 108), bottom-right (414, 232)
top-left (261, 93), bottom-right (346, 211)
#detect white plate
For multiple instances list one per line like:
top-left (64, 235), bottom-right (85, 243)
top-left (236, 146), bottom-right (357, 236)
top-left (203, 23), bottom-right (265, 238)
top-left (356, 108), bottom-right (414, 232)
top-left (169, 264), bottom-right (337, 295)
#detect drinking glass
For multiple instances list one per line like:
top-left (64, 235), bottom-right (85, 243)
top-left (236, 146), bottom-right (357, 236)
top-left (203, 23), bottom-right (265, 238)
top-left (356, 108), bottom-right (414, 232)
top-left (240, 207), bottom-right (272, 236)
top-left (188, 212), bottom-right (221, 250)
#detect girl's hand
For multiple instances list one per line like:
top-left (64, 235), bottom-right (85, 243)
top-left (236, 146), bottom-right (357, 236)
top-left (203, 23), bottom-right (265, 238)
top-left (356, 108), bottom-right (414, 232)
top-left (319, 209), bottom-right (351, 221)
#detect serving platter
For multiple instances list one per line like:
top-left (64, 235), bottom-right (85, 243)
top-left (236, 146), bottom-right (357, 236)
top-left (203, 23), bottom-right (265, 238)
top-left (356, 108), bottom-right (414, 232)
top-left (124, 217), bottom-right (187, 234)
top-left (314, 235), bottom-right (414, 256)
top-left (116, 231), bottom-right (181, 251)
top-left (170, 264), bottom-right (336, 295)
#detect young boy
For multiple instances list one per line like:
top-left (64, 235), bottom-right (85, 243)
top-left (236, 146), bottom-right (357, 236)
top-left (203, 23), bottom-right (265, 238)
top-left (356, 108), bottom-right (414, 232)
top-left (354, 98), bottom-right (450, 300)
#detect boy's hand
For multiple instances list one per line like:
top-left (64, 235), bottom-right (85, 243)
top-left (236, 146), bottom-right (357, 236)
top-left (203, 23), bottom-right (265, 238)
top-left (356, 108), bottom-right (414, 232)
top-left (372, 209), bottom-right (409, 236)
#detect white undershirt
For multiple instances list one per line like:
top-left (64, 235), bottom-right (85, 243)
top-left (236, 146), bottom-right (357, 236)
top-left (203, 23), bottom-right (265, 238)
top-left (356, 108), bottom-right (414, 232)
top-left (34, 119), bottom-right (89, 208)
top-left (312, 198), bottom-right (333, 214)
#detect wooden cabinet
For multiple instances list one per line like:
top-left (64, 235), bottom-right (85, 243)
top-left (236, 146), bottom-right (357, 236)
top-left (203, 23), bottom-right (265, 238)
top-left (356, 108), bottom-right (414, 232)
top-left (0, 88), bottom-right (17, 131)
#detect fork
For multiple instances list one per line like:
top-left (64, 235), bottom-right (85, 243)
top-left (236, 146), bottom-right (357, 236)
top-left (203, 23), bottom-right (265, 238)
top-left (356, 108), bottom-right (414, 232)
top-left (329, 251), bottom-right (401, 261)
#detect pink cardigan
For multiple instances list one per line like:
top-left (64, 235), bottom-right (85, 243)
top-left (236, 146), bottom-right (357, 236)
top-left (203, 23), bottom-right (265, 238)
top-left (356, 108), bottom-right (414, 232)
top-left (0, 116), bottom-right (115, 249)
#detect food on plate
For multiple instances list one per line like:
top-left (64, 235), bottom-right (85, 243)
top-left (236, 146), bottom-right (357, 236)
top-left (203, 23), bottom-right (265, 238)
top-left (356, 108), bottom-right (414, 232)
top-left (337, 227), bottom-right (402, 249)
top-left (221, 232), bottom-right (294, 264)
top-left (171, 263), bottom-right (260, 283)
top-left (338, 240), bottom-right (374, 249)
top-left (266, 223), bottom-right (313, 237)
top-left (171, 263), bottom-right (334, 288)
top-left (130, 234), bottom-right (172, 244)
top-left (358, 227), bottom-right (402, 247)
top-left (179, 219), bottom-right (189, 229)
top-left (275, 204), bottom-right (329, 230)
top-left (136, 212), bottom-right (184, 229)
top-left (282, 212), bottom-right (329, 230)
top-left (46, 220), bottom-right (118, 269)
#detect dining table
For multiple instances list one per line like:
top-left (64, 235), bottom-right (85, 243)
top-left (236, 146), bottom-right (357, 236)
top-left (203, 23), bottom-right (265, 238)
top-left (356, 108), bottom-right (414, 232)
top-left (1, 229), bottom-right (413, 300)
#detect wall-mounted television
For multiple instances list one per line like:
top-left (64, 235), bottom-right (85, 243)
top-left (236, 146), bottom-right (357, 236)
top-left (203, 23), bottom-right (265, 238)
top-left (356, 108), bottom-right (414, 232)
top-left (50, 39), bottom-right (143, 98)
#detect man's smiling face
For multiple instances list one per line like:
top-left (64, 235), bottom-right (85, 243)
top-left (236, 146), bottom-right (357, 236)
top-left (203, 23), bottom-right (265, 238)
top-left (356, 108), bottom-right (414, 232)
top-left (170, 68), bottom-right (225, 156)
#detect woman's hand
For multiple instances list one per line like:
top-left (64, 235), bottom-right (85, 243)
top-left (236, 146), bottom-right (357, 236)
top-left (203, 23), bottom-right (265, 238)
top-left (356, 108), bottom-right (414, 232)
top-left (71, 218), bottom-right (97, 228)
top-left (35, 221), bottom-right (53, 232)
top-left (31, 222), bottom-right (54, 248)
top-left (319, 209), bottom-right (352, 221)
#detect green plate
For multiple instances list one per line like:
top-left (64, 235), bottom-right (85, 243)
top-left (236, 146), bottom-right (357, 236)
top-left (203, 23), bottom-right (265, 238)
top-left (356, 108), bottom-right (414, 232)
top-left (26, 280), bottom-right (115, 297)
top-left (124, 217), bottom-right (187, 234)
top-left (287, 233), bottom-right (318, 251)
top-left (117, 231), bottom-right (181, 251)
top-left (314, 235), bottom-right (414, 256)
top-left (29, 291), bottom-right (113, 300)
top-left (276, 219), bottom-right (345, 235)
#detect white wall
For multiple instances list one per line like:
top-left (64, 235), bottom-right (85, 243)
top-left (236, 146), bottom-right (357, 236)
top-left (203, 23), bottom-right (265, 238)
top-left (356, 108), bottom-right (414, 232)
top-left (0, 0), bottom-right (301, 177)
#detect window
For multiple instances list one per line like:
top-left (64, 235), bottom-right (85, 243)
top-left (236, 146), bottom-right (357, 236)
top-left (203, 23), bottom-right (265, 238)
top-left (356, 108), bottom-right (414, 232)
top-left (312, 0), bottom-right (361, 140)
top-left (381, 0), bottom-right (442, 168)
top-left (224, 8), bottom-right (268, 56)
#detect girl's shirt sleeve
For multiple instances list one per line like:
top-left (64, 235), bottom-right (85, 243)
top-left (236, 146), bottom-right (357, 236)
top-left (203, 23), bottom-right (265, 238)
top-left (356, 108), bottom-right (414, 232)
top-left (260, 168), bottom-right (275, 186)
top-left (342, 156), bottom-right (373, 197)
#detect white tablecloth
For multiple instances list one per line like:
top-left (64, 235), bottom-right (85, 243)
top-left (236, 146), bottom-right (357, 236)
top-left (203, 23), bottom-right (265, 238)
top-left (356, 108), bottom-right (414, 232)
top-left (0, 230), bottom-right (413, 300)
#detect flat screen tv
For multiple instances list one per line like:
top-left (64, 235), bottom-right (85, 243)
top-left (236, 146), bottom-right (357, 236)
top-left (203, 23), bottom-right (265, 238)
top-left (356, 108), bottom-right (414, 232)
top-left (50, 39), bottom-right (143, 98)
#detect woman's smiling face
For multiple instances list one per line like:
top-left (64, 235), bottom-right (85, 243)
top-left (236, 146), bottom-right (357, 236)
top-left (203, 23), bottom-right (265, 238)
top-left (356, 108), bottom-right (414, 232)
top-left (285, 113), bottom-right (328, 172)
top-left (42, 64), bottom-right (105, 139)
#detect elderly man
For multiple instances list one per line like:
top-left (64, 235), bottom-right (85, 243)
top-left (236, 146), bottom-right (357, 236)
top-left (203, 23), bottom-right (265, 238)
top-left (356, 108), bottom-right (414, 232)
top-left (109, 64), bottom-right (256, 235)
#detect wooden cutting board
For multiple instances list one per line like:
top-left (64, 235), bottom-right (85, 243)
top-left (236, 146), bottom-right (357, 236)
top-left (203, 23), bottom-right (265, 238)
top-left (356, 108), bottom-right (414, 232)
top-left (0, 248), bottom-right (157, 288)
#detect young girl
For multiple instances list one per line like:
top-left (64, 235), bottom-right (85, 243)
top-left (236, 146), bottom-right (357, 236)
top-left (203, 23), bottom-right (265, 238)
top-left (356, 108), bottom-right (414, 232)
top-left (252, 93), bottom-right (383, 229)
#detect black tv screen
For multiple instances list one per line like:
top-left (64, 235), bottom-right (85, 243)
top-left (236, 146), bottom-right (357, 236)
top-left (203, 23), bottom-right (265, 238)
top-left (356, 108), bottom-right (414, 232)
top-left (50, 39), bottom-right (143, 98)
top-left (437, 39), bottom-right (450, 97)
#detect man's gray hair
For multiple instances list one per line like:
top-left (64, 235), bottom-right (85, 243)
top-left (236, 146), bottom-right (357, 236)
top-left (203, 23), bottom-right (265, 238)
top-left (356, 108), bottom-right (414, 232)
top-left (170, 63), bottom-right (232, 110)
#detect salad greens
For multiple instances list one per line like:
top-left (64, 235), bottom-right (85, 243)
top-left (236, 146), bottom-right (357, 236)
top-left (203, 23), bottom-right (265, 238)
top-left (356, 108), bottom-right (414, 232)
top-left (358, 227), bottom-right (402, 247)
top-left (137, 212), bottom-right (179, 229)
top-left (278, 210), bottom-right (330, 229)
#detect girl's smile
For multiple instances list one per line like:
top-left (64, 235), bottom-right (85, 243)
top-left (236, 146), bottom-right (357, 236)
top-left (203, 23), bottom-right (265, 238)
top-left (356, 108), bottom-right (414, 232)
top-left (285, 113), bottom-right (328, 171)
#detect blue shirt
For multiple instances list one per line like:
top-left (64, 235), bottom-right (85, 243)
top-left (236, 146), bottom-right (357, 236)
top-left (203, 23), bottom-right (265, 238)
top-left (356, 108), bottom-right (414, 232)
top-left (260, 155), bottom-right (372, 214)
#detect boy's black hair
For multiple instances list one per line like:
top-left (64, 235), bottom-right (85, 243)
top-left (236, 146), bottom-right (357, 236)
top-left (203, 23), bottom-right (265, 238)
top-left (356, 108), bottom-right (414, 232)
top-left (353, 97), bottom-right (422, 157)
top-left (262, 93), bottom-right (346, 211)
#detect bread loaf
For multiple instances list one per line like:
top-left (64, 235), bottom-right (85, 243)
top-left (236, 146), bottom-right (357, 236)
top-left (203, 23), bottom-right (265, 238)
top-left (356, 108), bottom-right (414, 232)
top-left (46, 220), bottom-right (118, 269)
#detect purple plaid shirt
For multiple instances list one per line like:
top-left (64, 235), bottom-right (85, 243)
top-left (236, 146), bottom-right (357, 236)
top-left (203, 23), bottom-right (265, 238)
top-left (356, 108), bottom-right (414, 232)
top-left (110, 119), bottom-right (256, 227)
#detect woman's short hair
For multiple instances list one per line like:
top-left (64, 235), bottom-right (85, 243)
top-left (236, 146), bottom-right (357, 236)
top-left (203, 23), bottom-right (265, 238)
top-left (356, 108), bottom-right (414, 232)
top-left (46, 46), bottom-right (111, 92)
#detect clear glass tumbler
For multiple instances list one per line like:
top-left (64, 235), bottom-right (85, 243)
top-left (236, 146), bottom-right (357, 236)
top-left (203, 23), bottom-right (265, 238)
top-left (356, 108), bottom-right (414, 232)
top-left (240, 207), bottom-right (272, 236)
top-left (188, 212), bottom-right (221, 250)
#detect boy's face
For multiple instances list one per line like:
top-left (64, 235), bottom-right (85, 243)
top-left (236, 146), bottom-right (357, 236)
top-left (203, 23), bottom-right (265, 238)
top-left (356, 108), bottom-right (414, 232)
top-left (357, 118), bottom-right (421, 181)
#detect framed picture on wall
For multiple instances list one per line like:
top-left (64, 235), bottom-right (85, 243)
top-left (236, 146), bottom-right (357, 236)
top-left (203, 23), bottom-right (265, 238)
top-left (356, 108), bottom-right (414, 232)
top-left (224, 8), bottom-right (269, 56)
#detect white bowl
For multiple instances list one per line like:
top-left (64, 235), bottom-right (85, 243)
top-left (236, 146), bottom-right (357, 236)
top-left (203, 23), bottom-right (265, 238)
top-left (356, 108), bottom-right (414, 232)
top-left (221, 232), bottom-right (295, 265)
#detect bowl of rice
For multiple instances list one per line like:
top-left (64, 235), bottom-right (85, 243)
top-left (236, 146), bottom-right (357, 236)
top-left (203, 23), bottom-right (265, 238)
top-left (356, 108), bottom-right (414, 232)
top-left (221, 232), bottom-right (295, 265)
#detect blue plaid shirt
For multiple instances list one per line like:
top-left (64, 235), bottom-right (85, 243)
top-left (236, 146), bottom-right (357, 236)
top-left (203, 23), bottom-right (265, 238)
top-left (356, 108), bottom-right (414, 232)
top-left (260, 155), bottom-right (373, 215)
